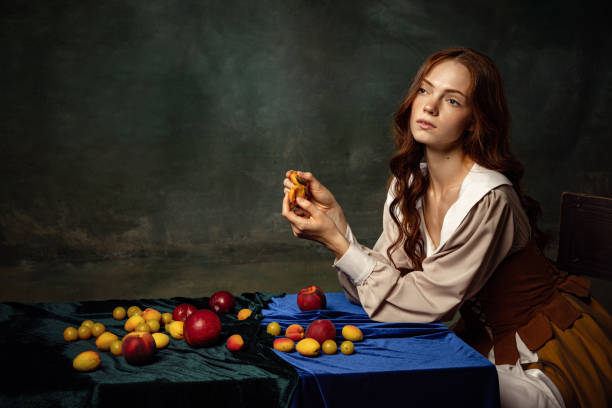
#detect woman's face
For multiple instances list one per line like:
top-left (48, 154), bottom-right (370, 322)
top-left (410, 59), bottom-right (473, 152)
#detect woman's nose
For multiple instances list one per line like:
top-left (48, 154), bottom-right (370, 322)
top-left (423, 101), bottom-right (437, 115)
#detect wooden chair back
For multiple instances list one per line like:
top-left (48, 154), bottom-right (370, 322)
top-left (557, 192), bottom-right (612, 281)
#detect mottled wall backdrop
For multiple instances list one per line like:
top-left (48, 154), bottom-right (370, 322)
top-left (2, 0), bottom-right (611, 264)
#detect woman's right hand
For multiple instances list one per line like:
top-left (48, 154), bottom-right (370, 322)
top-left (283, 170), bottom-right (347, 233)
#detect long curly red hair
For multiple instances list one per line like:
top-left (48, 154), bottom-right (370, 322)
top-left (386, 47), bottom-right (546, 271)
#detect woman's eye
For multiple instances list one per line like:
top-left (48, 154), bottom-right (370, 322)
top-left (448, 98), bottom-right (460, 106)
top-left (417, 87), bottom-right (427, 94)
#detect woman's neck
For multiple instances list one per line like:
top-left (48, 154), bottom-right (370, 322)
top-left (424, 147), bottom-right (474, 198)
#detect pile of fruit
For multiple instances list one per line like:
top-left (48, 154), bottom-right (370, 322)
top-left (266, 285), bottom-right (364, 357)
top-left (267, 319), bottom-right (363, 356)
top-left (66, 290), bottom-right (244, 372)
top-left (66, 285), bottom-right (364, 372)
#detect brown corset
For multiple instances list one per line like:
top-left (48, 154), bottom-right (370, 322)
top-left (454, 239), bottom-right (590, 365)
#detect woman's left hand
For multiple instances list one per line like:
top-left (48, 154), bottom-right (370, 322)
top-left (282, 193), bottom-right (349, 259)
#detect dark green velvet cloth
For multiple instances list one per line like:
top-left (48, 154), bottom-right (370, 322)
top-left (0, 292), bottom-right (298, 407)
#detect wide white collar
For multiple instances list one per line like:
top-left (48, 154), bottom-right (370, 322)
top-left (388, 162), bottom-right (512, 257)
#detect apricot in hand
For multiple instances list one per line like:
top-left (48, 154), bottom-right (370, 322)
top-left (288, 171), bottom-right (310, 209)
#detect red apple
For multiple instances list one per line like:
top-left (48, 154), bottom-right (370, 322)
top-left (305, 319), bottom-right (336, 344)
top-left (184, 310), bottom-right (222, 347)
top-left (297, 285), bottom-right (327, 311)
top-left (123, 332), bottom-right (156, 365)
top-left (209, 291), bottom-right (235, 314)
top-left (172, 303), bottom-right (197, 322)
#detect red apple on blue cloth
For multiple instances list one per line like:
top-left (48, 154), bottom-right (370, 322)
top-left (209, 291), bottom-right (236, 314)
top-left (297, 285), bottom-right (327, 311)
top-left (184, 310), bottom-right (222, 347)
top-left (305, 319), bottom-right (336, 344)
top-left (123, 332), bottom-right (156, 365)
top-left (172, 303), bottom-right (197, 322)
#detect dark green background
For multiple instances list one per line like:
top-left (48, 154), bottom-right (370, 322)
top-left (1, 1), bottom-right (611, 301)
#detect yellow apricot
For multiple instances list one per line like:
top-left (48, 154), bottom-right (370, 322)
top-left (142, 308), bottom-right (162, 321)
top-left (273, 338), bottom-right (295, 352)
top-left (161, 313), bottom-right (173, 324)
top-left (95, 331), bottom-right (119, 351)
top-left (168, 321), bottom-right (184, 340)
top-left (341, 325), bottom-right (363, 342)
top-left (73, 351), bottom-right (101, 372)
top-left (237, 309), bottom-right (252, 320)
top-left (152, 332), bottom-right (170, 349)
top-left (296, 338), bottom-right (320, 357)
top-left (124, 315), bottom-right (146, 331)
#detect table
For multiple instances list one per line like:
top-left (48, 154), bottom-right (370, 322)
top-left (263, 293), bottom-right (500, 408)
top-left (0, 292), bottom-right (499, 407)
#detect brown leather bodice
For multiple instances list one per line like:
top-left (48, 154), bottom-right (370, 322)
top-left (454, 239), bottom-right (590, 365)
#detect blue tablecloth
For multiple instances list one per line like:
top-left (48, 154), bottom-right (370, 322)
top-left (262, 293), bottom-right (500, 408)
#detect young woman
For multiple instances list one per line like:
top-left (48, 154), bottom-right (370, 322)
top-left (281, 47), bottom-right (612, 407)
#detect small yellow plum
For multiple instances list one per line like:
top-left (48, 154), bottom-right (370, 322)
top-left (91, 323), bottom-right (105, 338)
top-left (146, 319), bottom-right (160, 332)
top-left (322, 339), bottom-right (337, 355)
top-left (340, 340), bottom-right (354, 355)
top-left (266, 322), bottom-right (281, 336)
top-left (161, 313), bottom-right (173, 324)
top-left (81, 320), bottom-right (95, 329)
top-left (110, 339), bottom-right (122, 356)
top-left (63, 327), bottom-right (78, 342)
top-left (78, 325), bottom-right (92, 340)
top-left (113, 306), bottom-right (127, 320)
top-left (127, 306), bottom-right (142, 318)
top-left (135, 322), bottom-right (150, 332)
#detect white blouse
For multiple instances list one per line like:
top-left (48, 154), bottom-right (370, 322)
top-left (332, 162), bottom-right (565, 408)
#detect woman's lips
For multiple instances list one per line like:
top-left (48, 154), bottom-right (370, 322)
top-left (416, 119), bottom-right (436, 129)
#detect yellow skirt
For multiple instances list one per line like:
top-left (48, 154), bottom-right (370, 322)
top-left (524, 294), bottom-right (612, 407)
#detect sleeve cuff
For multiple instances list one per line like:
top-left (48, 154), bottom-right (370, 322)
top-left (344, 224), bottom-right (356, 244)
top-left (332, 242), bottom-right (377, 285)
